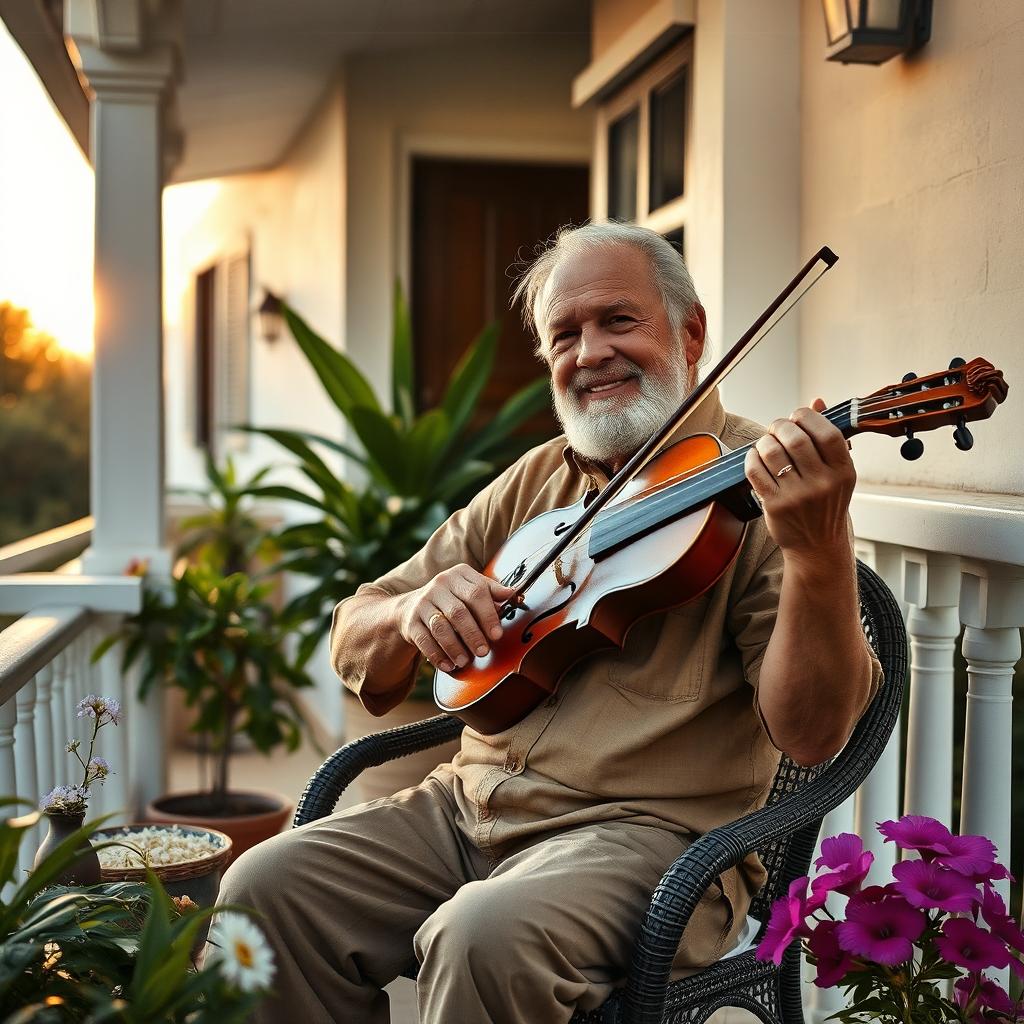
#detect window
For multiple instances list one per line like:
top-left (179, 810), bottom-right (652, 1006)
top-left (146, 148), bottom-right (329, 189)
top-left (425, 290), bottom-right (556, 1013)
top-left (193, 251), bottom-right (251, 456)
top-left (594, 37), bottom-right (692, 255)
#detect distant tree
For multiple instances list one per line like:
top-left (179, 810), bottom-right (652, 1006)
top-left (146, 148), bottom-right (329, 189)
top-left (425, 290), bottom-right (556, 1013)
top-left (0, 301), bottom-right (90, 547)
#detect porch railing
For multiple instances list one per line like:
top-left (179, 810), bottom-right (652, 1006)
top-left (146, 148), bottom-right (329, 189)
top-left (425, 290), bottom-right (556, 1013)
top-left (0, 534), bottom-right (151, 890)
top-left (804, 482), bottom-right (1024, 1021)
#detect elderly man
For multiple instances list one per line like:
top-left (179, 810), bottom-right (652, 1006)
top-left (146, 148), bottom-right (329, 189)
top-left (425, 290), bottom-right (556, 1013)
top-left (218, 222), bottom-right (881, 1023)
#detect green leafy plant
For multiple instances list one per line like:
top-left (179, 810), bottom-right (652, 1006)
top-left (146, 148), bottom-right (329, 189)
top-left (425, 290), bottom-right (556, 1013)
top-left (244, 284), bottom-right (551, 694)
top-left (94, 563), bottom-right (315, 809)
top-left (0, 800), bottom-right (272, 1021)
top-left (171, 453), bottom-right (279, 578)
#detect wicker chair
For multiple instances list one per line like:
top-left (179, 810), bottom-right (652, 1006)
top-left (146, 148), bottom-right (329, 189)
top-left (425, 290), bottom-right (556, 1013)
top-left (294, 560), bottom-right (907, 1024)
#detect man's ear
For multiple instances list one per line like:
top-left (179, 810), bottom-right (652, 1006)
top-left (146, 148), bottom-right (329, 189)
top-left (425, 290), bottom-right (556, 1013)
top-left (683, 302), bottom-right (707, 376)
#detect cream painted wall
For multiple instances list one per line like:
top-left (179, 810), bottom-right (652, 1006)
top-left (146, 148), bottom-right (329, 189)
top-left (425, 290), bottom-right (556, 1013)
top-left (799, 0), bottom-right (1023, 494)
top-left (342, 35), bottom-right (592, 402)
top-left (162, 81), bottom-right (347, 736)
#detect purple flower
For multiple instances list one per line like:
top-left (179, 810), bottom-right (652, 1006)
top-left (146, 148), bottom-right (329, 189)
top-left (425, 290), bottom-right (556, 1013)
top-left (891, 859), bottom-right (981, 913)
top-left (808, 920), bottom-right (857, 988)
top-left (955, 975), bottom-right (1016, 1018)
top-left (877, 815), bottom-right (952, 860)
top-left (935, 918), bottom-right (1011, 973)
top-left (931, 833), bottom-right (999, 877)
top-left (811, 833), bottom-right (873, 898)
top-left (756, 876), bottom-right (824, 966)
top-left (836, 892), bottom-right (926, 965)
top-left (39, 784), bottom-right (91, 813)
top-left (978, 887), bottom-right (1024, 966)
top-left (87, 756), bottom-right (112, 781)
top-left (75, 694), bottom-right (122, 725)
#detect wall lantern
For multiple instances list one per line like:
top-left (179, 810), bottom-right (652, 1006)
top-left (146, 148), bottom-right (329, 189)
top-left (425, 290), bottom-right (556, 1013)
top-left (822, 0), bottom-right (932, 64)
top-left (257, 290), bottom-right (284, 343)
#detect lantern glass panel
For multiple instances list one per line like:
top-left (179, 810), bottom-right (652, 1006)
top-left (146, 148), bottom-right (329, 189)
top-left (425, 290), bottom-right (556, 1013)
top-left (822, 0), bottom-right (852, 43)
top-left (864, 0), bottom-right (903, 29)
top-left (607, 106), bottom-right (639, 221)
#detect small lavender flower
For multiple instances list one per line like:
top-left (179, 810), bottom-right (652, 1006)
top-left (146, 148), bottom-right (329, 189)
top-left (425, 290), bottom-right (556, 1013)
top-left (65, 739), bottom-right (80, 753)
top-left (40, 784), bottom-right (91, 814)
top-left (87, 757), bottom-right (111, 781)
top-left (75, 694), bottom-right (122, 725)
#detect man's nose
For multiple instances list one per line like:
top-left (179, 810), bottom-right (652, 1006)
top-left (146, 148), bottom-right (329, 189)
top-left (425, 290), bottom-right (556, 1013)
top-left (576, 327), bottom-right (615, 368)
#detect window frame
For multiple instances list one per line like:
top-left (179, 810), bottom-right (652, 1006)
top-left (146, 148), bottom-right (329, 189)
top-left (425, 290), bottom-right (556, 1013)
top-left (592, 36), bottom-right (693, 242)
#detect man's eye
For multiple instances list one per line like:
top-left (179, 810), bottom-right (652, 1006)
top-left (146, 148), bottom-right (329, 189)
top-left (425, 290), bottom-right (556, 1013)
top-left (610, 315), bottom-right (633, 324)
top-left (552, 332), bottom-right (577, 346)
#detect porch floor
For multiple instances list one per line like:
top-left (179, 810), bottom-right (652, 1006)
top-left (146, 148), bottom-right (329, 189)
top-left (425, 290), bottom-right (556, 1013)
top-left (169, 741), bottom-right (758, 1024)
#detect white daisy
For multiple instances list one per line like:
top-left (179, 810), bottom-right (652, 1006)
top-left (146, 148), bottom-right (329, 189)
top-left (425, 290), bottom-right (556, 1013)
top-left (208, 912), bottom-right (276, 992)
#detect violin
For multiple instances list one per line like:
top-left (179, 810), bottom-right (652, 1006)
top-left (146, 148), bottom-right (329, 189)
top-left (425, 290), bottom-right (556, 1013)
top-left (433, 248), bottom-right (1008, 735)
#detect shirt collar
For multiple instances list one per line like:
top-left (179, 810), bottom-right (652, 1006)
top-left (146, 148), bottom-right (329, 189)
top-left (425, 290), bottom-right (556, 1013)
top-left (561, 386), bottom-right (728, 489)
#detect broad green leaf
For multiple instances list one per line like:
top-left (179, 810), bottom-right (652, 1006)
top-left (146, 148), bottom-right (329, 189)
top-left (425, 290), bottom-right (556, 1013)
top-left (392, 280), bottom-right (415, 426)
top-left (245, 484), bottom-right (326, 512)
top-left (238, 424), bottom-right (369, 470)
top-left (283, 304), bottom-right (381, 416)
top-left (348, 407), bottom-right (410, 492)
top-left (405, 409), bottom-right (452, 491)
top-left (462, 375), bottom-right (550, 461)
top-left (440, 322), bottom-right (499, 439)
top-left (430, 459), bottom-right (494, 505)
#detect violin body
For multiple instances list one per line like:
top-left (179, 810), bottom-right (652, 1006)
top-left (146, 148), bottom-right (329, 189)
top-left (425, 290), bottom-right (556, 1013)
top-left (433, 434), bottom-right (747, 734)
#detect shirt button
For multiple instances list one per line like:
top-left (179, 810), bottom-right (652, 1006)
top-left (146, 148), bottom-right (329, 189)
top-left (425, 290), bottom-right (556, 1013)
top-left (545, 695), bottom-right (558, 708)
top-left (508, 757), bottom-right (522, 773)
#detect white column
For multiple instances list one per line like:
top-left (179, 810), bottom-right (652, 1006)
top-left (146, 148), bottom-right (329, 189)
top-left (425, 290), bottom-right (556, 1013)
top-left (14, 678), bottom-right (40, 875)
top-left (33, 663), bottom-right (55, 795)
top-left (902, 550), bottom-right (961, 826)
top-left (67, 0), bottom-right (180, 579)
top-left (958, 562), bottom-right (1023, 900)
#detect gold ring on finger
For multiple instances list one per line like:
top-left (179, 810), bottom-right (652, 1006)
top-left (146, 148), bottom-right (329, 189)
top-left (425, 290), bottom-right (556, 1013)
top-left (776, 464), bottom-right (795, 478)
top-left (428, 611), bottom-right (445, 630)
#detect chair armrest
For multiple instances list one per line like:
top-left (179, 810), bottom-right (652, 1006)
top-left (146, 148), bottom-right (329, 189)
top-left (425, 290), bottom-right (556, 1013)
top-left (293, 714), bottom-right (465, 827)
top-left (619, 560), bottom-right (907, 1024)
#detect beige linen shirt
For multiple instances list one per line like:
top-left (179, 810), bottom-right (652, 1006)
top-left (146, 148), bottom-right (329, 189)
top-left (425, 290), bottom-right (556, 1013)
top-left (330, 386), bottom-right (882, 960)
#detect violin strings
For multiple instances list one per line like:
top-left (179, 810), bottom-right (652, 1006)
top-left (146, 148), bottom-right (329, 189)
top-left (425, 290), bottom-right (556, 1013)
top-left (498, 389), bottom-right (926, 588)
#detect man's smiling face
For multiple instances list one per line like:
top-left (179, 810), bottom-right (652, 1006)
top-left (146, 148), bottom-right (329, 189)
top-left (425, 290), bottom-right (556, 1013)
top-left (537, 242), bottom-right (699, 470)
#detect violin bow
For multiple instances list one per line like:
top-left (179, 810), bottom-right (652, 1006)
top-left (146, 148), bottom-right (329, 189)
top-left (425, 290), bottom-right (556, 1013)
top-left (499, 245), bottom-right (839, 615)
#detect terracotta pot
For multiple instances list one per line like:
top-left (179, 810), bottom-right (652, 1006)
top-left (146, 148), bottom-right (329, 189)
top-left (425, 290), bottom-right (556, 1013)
top-left (144, 790), bottom-right (291, 862)
top-left (34, 811), bottom-right (101, 886)
top-left (343, 693), bottom-right (462, 804)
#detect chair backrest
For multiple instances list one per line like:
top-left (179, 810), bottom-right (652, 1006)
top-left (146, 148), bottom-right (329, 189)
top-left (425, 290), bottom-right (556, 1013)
top-left (749, 559), bottom-right (907, 921)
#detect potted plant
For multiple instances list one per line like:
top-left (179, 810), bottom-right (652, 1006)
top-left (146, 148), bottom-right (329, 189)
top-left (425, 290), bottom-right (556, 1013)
top-left (243, 284), bottom-right (551, 798)
top-left (95, 559), bottom-right (316, 857)
top-left (757, 813), bottom-right (1024, 1024)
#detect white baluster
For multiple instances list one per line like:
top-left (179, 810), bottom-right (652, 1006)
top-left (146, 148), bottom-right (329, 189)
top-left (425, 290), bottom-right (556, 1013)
top-left (0, 698), bottom-right (16, 900)
top-left (34, 663), bottom-right (55, 795)
top-left (94, 618), bottom-right (129, 824)
top-left (902, 551), bottom-right (961, 827)
top-left (14, 678), bottom-right (39, 876)
top-left (959, 563), bottom-right (1023, 896)
top-left (50, 650), bottom-right (69, 786)
top-left (851, 540), bottom-right (905, 883)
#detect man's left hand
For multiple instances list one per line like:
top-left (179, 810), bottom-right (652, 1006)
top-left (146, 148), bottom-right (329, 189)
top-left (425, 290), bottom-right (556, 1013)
top-left (743, 398), bottom-right (856, 565)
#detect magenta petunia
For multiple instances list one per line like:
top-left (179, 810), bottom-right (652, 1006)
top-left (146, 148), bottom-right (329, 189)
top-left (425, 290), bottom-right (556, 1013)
top-left (812, 833), bottom-right (874, 898)
top-left (954, 974), bottom-right (1016, 1018)
top-left (877, 815), bottom-right (951, 860)
top-left (836, 893), bottom-right (926, 966)
top-left (979, 887), bottom-right (1024, 960)
top-left (931, 833), bottom-right (998, 877)
top-left (756, 876), bottom-right (824, 967)
top-left (808, 920), bottom-right (857, 988)
top-left (935, 918), bottom-right (1011, 973)
top-left (891, 859), bottom-right (980, 913)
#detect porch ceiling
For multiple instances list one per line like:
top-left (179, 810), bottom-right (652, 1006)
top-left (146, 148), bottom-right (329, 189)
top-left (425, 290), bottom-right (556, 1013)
top-left (175, 0), bottom-right (590, 183)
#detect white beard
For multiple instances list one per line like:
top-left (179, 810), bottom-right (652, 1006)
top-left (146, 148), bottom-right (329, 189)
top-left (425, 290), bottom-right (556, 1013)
top-left (552, 357), bottom-right (690, 465)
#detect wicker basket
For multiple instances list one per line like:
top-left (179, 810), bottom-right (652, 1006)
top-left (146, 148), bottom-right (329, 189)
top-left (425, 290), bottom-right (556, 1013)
top-left (95, 824), bottom-right (233, 887)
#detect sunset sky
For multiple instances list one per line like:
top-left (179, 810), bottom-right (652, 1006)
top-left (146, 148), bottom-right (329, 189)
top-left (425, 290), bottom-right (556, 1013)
top-left (0, 21), bottom-right (94, 357)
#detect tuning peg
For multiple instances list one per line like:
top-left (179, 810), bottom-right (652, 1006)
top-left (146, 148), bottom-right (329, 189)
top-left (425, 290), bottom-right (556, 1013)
top-left (953, 416), bottom-right (974, 451)
top-left (948, 357), bottom-right (966, 369)
top-left (901, 371), bottom-right (917, 383)
top-left (900, 428), bottom-right (924, 461)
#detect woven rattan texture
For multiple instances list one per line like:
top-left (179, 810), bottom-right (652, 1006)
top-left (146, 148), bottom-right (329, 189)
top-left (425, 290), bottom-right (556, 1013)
top-left (296, 561), bottom-right (906, 1024)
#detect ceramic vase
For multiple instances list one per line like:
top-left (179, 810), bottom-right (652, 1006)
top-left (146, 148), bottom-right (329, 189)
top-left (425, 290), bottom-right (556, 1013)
top-left (33, 812), bottom-right (102, 886)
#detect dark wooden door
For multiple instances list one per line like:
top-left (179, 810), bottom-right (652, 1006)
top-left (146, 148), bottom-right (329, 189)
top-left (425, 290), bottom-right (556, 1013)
top-left (411, 157), bottom-right (589, 435)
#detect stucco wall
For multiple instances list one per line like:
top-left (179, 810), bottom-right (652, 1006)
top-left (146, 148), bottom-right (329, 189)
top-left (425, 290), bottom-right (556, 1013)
top-left (343, 35), bottom-right (592, 402)
top-left (163, 81), bottom-right (346, 494)
top-left (799, 0), bottom-right (1023, 494)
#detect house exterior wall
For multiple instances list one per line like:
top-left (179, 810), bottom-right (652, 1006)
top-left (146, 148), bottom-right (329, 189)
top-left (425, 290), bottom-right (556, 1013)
top-left (342, 35), bottom-right (592, 403)
top-left (591, 0), bottom-right (662, 60)
top-left (799, 0), bottom-right (1024, 494)
top-left (163, 80), bottom-right (346, 494)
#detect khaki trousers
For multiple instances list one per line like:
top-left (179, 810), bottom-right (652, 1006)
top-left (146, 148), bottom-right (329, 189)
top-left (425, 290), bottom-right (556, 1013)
top-left (217, 772), bottom-right (733, 1024)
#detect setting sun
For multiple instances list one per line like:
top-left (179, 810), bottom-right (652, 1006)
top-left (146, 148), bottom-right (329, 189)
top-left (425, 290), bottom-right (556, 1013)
top-left (0, 21), bottom-right (94, 359)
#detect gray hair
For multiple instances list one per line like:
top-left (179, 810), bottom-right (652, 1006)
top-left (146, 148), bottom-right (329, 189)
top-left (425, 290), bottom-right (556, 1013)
top-left (511, 222), bottom-right (701, 346)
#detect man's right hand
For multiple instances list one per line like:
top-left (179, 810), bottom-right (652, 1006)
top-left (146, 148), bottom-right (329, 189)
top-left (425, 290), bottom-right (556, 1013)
top-left (394, 564), bottom-right (518, 673)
